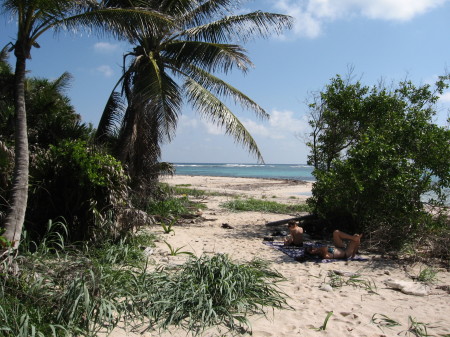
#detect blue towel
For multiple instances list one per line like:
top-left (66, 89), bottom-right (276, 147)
top-left (263, 241), bottom-right (368, 263)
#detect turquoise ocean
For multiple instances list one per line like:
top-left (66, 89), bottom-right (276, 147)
top-left (173, 163), bottom-right (315, 181)
top-left (173, 163), bottom-right (448, 204)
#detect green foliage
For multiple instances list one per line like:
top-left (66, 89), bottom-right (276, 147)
top-left (222, 197), bottom-right (310, 214)
top-left (326, 271), bottom-right (377, 293)
top-left (371, 314), bottom-right (435, 336)
top-left (160, 218), bottom-right (177, 234)
top-left (146, 195), bottom-right (205, 218)
top-left (371, 313), bottom-right (402, 332)
top-left (0, 224), bottom-right (156, 336)
top-left (406, 316), bottom-right (432, 337)
top-left (415, 267), bottom-right (439, 283)
top-left (0, 53), bottom-right (90, 146)
top-left (163, 241), bottom-right (194, 256)
top-left (307, 74), bottom-right (450, 249)
top-left (312, 311), bottom-right (333, 331)
top-left (25, 74), bottom-right (93, 148)
top-left (28, 140), bottom-right (130, 242)
top-left (88, 233), bottom-right (156, 268)
top-left (0, 227), bottom-right (10, 249)
top-left (146, 254), bottom-right (290, 335)
top-left (0, 52), bottom-right (92, 196)
top-left (95, 1), bottom-right (292, 190)
top-left (0, 238), bottom-right (288, 336)
top-left (173, 185), bottom-right (207, 198)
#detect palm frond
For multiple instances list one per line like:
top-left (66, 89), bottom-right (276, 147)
top-left (50, 72), bottom-right (73, 93)
top-left (179, 0), bottom-right (236, 27)
top-left (0, 46), bottom-right (13, 74)
top-left (96, 92), bottom-right (126, 144)
top-left (179, 64), bottom-right (268, 120)
top-left (57, 6), bottom-right (173, 43)
top-left (156, 0), bottom-right (198, 17)
top-left (184, 77), bottom-right (264, 163)
top-left (115, 101), bottom-right (140, 164)
top-left (184, 11), bottom-right (293, 43)
top-left (131, 54), bottom-right (181, 142)
top-left (164, 40), bottom-right (252, 74)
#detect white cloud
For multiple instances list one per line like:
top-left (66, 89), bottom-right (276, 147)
top-left (439, 91), bottom-right (450, 102)
top-left (269, 109), bottom-right (307, 133)
top-left (201, 119), bottom-right (224, 135)
top-left (96, 65), bottom-right (114, 77)
top-left (93, 42), bottom-right (119, 53)
top-left (243, 109), bottom-right (308, 140)
top-left (272, 0), bottom-right (449, 38)
top-left (242, 118), bottom-right (278, 138)
top-left (181, 110), bottom-right (308, 141)
top-left (177, 115), bottom-right (198, 131)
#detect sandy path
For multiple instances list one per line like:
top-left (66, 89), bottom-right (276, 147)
top-left (108, 175), bottom-right (450, 337)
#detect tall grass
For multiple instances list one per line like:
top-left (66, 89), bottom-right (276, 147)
top-left (146, 195), bottom-right (206, 218)
top-left (146, 254), bottom-right (290, 336)
top-left (1, 232), bottom-right (289, 336)
top-left (0, 225), bottom-right (156, 336)
top-left (222, 197), bottom-right (310, 214)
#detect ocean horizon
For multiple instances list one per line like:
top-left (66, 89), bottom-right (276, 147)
top-left (172, 163), bottom-right (315, 181)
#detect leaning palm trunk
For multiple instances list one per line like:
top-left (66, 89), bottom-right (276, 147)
top-left (3, 52), bottom-right (29, 249)
top-left (96, 1), bottom-right (293, 190)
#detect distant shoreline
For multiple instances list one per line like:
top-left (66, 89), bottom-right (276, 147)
top-left (171, 173), bottom-right (312, 183)
top-left (161, 174), bottom-right (313, 202)
top-left (171, 162), bottom-right (315, 182)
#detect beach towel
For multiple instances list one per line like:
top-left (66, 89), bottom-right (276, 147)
top-left (263, 241), bottom-right (368, 263)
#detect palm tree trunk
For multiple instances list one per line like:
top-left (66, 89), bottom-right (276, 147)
top-left (3, 53), bottom-right (29, 249)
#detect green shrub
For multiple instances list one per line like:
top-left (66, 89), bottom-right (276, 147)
top-left (307, 75), bottom-right (450, 250)
top-left (28, 140), bottom-right (130, 243)
top-left (173, 185), bottom-right (207, 198)
top-left (146, 195), bottom-right (205, 218)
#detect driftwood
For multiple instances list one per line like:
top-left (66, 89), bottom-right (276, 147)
top-left (265, 214), bottom-right (317, 227)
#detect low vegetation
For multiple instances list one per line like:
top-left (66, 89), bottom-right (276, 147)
top-left (0, 227), bottom-right (288, 336)
top-left (146, 195), bottom-right (206, 218)
top-left (371, 314), bottom-right (434, 337)
top-left (326, 271), bottom-right (377, 294)
top-left (146, 254), bottom-right (290, 336)
top-left (221, 197), bottom-right (310, 214)
top-left (172, 184), bottom-right (235, 198)
top-left (415, 267), bottom-right (439, 284)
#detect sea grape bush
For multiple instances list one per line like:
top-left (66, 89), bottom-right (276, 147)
top-left (307, 74), bottom-right (450, 250)
top-left (28, 140), bottom-right (130, 242)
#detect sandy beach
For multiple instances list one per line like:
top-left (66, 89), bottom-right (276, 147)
top-left (111, 175), bottom-right (450, 337)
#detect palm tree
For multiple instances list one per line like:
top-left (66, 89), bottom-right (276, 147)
top-left (96, 0), bottom-right (292, 190)
top-left (1, 0), bottom-right (171, 249)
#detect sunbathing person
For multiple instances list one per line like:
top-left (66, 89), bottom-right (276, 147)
top-left (305, 230), bottom-right (362, 259)
top-left (284, 220), bottom-right (304, 247)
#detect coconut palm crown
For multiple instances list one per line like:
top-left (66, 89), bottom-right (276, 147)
top-left (96, 0), bottom-right (293, 185)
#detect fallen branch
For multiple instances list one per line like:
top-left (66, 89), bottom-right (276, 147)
top-left (265, 214), bottom-right (317, 227)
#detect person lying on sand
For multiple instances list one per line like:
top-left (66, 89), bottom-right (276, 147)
top-left (284, 220), bottom-right (304, 247)
top-left (303, 230), bottom-right (362, 260)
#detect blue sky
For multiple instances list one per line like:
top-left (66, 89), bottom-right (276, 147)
top-left (1, 0), bottom-right (450, 164)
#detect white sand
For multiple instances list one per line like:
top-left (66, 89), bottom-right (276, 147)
top-left (108, 175), bottom-right (450, 337)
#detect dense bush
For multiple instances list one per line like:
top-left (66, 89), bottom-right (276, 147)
top-left (0, 54), bottom-right (94, 233)
top-left (307, 75), bottom-right (450, 250)
top-left (27, 140), bottom-right (130, 242)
